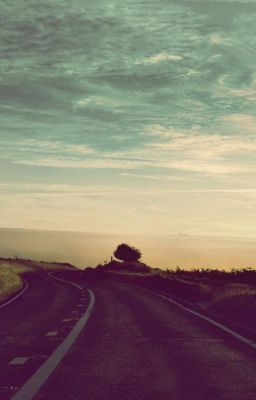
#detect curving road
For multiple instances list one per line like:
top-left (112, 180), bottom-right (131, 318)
top-left (35, 277), bottom-right (255, 400)
top-left (0, 273), bottom-right (255, 400)
top-left (0, 272), bottom-right (91, 400)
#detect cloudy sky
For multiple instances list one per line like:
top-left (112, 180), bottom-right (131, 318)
top-left (1, 0), bottom-right (256, 239)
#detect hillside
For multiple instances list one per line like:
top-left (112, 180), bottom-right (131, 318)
top-left (0, 257), bottom-right (75, 305)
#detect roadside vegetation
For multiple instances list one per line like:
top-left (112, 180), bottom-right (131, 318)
top-left (1, 242), bottom-right (255, 336)
top-left (0, 261), bottom-right (30, 304)
top-left (0, 257), bottom-right (75, 305)
top-left (164, 267), bottom-right (256, 330)
top-left (86, 243), bottom-right (256, 333)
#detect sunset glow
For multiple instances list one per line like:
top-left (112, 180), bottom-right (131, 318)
top-left (1, 1), bottom-right (256, 266)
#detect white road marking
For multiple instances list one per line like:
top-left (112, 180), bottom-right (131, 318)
top-left (62, 318), bottom-right (72, 322)
top-left (30, 355), bottom-right (47, 360)
top-left (11, 275), bottom-right (95, 400)
top-left (0, 386), bottom-right (18, 392)
top-left (48, 272), bottom-right (83, 290)
top-left (9, 357), bottom-right (29, 365)
top-left (46, 332), bottom-right (58, 337)
top-left (140, 287), bottom-right (256, 350)
top-left (0, 280), bottom-right (29, 310)
top-left (72, 310), bottom-right (79, 313)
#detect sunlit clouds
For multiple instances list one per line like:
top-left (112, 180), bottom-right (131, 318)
top-left (135, 53), bottom-right (183, 64)
top-left (1, 0), bottom-right (256, 245)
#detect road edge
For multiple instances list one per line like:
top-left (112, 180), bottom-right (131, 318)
top-left (0, 278), bottom-right (29, 310)
top-left (138, 285), bottom-right (256, 350)
top-left (11, 273), bottom-right (95, 400)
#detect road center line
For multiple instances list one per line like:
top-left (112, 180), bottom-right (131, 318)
top-left (9, 358), bottom-right (29, 366)
top-left (11, 274), bottom-right (95, 400)
top-left (46, 332), bottom-right (58, 337)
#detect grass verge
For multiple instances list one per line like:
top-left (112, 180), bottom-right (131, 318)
top-left (0, 261), bottom-right (31, 304)
top-left (0, 257), bottom-right (75, 305)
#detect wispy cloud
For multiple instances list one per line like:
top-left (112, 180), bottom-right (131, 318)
top-left (13, 156), bottom-right (152, 170)
top-left (148, 130), bottom-right (256, 156)
top-left (209, 33), bottom-right (233, 46)
top-left (221, 114), bottom-right (256, 132)
top-left (11, 153), bottom-right (247, 176)
top-left (120, 173), bottom-right (183, 181)
top-left (1, 139), bottom-right (94, 156)
top-left (135, 52), bottom-right (182, 65)
top-left (4, 127), bottom-right (255, 176)
top-left (75, 97), bottom-right (109, 108)
top-left (1, 183), bottom-right (256, 197)
top-left (221, 88), bottom-right (256, 102)
top-left (1, 0), bottom-right (256, 237)
top-left (141, 123), bottom-right (256, 175)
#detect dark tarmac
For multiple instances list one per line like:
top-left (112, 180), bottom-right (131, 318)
top-left (0, 273), bottom-right (255, 400)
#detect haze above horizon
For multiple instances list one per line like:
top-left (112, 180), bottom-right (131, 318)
top-left (1, 1), bottom-right (256, 243)
top-left (0, 227), bottom-right (256, 270)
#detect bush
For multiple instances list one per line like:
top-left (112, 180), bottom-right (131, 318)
top-left (114, 243), bottom-right (141, 262)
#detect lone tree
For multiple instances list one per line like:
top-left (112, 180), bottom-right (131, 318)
top-left (113, 243), bottom-right (142, 262)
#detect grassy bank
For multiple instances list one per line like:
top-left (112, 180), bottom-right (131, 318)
top-left (165, 269), bottom-right (256, 331)
top-left (207, 283), bottom-right (256, 330)
top-left (0, 261), bottom-right (31, 304)
top-left (0, 257), bottom-right (75, 305)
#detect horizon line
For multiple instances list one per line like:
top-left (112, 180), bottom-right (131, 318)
top-left (1, 226), bottom-right (256, 242)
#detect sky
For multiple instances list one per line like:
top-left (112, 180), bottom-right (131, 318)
top-left (1, 0), bottom-right (256, 243)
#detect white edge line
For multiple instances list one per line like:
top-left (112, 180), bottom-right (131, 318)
top-left (139, 286), bottom-right (256, 350)
top-left (9, 357), bottom-right (29, 366)
top-left (0, 279), bottom-right (29, 310)
top-left (48, 272), bottom-right (83, 290)
top-left (11, 274), bottom-right (95, 400)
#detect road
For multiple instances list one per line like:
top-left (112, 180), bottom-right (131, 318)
top-left (0, 273), bottom-right (255, 400)
top-left (0, 272), bottom-right (91, 400)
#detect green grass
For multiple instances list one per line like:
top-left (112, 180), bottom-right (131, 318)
top-left (0, 258), bottom-right (75, 305)
top-left (0, 261), bottom-right (32, 303)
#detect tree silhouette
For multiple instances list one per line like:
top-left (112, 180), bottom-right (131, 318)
top-left (114, 243), bottom-right (141, 262)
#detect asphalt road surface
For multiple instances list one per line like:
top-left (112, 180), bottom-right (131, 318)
top-left (0, 272), bottom-right (91, 400)
top-left (0, 273), bottom-right (255, 400)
